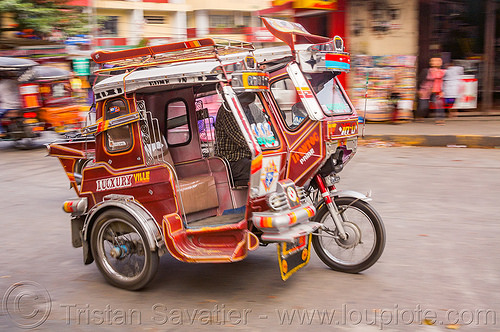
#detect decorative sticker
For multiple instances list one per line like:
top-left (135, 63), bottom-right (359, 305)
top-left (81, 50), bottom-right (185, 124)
top-left (109, 106), bottom-right (121, 114)
top-left (291, 131), bottom-right (320, 165)
top-left (287, 125), bottom-right (323, 183)
top-left (285, 185), bottom-right (300, 209)
top-left (251, 122), bottom-right (279, 148)
top-left (258, 156), bottom-right (281, 195)
top-left (327, 120), bottom-right (358, 139)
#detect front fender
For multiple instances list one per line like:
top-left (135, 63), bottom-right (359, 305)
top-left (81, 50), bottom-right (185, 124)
top-left (331, 189), bottom-right (372, 202)
top-left (81, 195), bottom-right (166, 264)
top-left (313, 189), bottom-right (372, 213)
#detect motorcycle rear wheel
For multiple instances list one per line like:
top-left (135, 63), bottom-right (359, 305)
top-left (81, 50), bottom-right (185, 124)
top-left (312, 197), bottom-right (385, 273)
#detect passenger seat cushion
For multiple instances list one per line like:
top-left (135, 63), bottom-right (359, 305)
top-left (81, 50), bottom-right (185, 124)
top-left (177, 175), bottom-right (219, 214)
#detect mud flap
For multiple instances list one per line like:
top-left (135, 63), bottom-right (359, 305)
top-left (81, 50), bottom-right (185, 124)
top-left (71, 216), bottom-right (84, 248)
top-left (277, 234), bottom-right (312, 281)
top-left (82, 239), bottom-right (94, 265)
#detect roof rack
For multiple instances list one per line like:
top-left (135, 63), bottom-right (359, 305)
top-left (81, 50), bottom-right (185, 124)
top-left (91, 38), bottom-right (255, 73)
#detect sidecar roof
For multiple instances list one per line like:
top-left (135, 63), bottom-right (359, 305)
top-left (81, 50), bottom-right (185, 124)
top-left (93, 59), bottom-right (226, 102)
top-left (0, 57), bottom-right (37, 72)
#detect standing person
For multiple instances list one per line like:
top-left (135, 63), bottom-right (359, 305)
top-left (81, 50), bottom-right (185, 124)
top-left (443, 61), bottom-right (464, 118)
top-left (416, 65), bottom-right (431, 121)
top-left (0, 74), bottom-right (21, 137)
top-left (416, 57), bottom-right (446, 123)
top-left (428, 57), bottom-right (446, 125)
top-left (388, 73), bottom-right (401, 123)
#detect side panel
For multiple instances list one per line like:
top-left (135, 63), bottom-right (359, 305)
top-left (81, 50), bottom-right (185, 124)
top-left (81, 164), bottom-right (178, 225)
top-left (286, 122), bottom-right (324, 184)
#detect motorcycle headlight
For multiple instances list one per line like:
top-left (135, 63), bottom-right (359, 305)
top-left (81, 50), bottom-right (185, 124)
top-left (319, 149), bottom-right (345, 176)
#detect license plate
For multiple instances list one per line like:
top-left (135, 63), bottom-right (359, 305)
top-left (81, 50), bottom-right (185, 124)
top-left (277, 234), bottom-right (311, 281)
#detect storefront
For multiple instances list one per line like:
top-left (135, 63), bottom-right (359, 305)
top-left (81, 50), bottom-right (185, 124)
top-left (347, 0), bottom-right (419, 121)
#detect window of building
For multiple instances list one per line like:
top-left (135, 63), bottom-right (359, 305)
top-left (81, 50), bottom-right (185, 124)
top-left (105, 99), bottom-right (133, 153)
top-left (144, 16), bottom-right (165, 24)
top-left (100, 16), bottom-right (119, 36)
top-left (166, 100), bottom-right (190, 146)
top-left (243, 15), bottom-right (251, 27)
top-left (209, 15), bottom-right (234, 28)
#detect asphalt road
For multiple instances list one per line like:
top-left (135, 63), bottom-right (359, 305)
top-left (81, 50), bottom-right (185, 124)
top-left (1, 141), bottom-right (500, 331)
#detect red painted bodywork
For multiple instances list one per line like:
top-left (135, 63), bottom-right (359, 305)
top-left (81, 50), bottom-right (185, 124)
top-left (49, 34), bottom-right (359, 265)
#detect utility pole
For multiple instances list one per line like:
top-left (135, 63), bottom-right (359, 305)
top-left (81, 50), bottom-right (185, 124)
top-left (482, 0), bottom-right (496, 114)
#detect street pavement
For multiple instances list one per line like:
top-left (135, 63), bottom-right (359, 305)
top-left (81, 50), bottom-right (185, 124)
top-left (359, 116), bottom-right (500, 148)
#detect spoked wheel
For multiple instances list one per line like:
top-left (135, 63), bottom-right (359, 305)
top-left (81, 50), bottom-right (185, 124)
top-left (90, 209), bottom-right (159, 290)
top-left (312, 197), bottom-right (385, 273)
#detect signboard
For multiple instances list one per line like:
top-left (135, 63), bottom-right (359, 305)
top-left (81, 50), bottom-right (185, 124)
top-left (244, 27), bottom-right (278, 43)
top-left (72, 58), bottom-right (90, 76)
top-left (293, 0), bottom-right (337, 10)
top-left (452, 75), bottom-right (478, 110)
top-left (272, 0), bottom-right (293, 6)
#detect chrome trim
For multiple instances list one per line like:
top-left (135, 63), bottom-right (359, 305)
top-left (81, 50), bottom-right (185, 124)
top-left (252, 203), bottom-right (316, 231)
top-left (330, 189), bottom-right (372, 202)
top-left (261, 222), bottom-right (321, 243)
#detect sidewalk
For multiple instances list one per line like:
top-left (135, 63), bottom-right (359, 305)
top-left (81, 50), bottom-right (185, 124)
top-left (358, 116), bottom-right (500, 148)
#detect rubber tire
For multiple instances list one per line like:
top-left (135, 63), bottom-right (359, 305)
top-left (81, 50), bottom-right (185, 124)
top-left (90, 209), bottom-right (159, 290)
top-left (312, 197), bottom-right (385, 273)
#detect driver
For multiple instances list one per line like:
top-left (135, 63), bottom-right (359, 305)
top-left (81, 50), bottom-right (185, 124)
top-left (214, 92), bottom-right (256, 186)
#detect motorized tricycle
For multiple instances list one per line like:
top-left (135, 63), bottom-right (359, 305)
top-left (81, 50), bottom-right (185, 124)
top-left (0, 57), bottom-right (85, 147)
top-left (48, 18), bottom-right (385, 290)
top-left (34, 66), bottom-right (86, 134)
top-left (0, 57), bottom-right (44, 147)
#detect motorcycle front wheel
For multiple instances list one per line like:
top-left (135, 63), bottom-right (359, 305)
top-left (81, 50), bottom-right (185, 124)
top-left (312, 197), bottom-right (385, 273)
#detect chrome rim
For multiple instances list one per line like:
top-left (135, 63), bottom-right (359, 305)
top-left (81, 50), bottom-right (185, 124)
top-left (318, 205), bottom-right (376, 266)
top-left (96, 218), bottom-right (148, 283)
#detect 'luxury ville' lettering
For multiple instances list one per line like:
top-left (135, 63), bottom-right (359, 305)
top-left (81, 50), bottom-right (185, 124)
top-left (133, 171), bottom-right (150, 184)
top-left (96, 175), bottom-right (133, 192)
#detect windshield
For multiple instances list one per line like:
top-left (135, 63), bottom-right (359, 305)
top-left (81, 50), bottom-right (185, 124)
top-left (307, 72), bottom-right (353, 116)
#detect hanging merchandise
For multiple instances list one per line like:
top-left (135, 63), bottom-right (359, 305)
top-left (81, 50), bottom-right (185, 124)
top-left (351, 55), bottom-right (417, 122)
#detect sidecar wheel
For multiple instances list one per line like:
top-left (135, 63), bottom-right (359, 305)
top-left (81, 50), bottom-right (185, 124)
top-left (312, 197), bottom-right (385, 273)
top-left (90, 209), bottom-right (159, 290)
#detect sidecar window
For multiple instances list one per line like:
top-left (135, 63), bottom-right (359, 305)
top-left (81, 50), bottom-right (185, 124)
top-left (104, 98), bottom-right (133, 153)
top-left (308, 72), bottom-right (352, 116)
top-left (270, 77), bottom-right (307, 130)
top-left (166, 99), bottom-right (190, 146)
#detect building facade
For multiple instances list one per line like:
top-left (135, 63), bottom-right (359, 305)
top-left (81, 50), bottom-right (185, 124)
top-left (76, 0), bottom-right (271, 48)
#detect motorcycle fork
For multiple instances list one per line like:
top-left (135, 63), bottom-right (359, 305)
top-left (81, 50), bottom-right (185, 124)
top-left (314, 174), bottom-right (347, 240)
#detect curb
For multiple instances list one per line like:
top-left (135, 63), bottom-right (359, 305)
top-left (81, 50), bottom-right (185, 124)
top-left (359, 134), bottom-right (500, 148)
